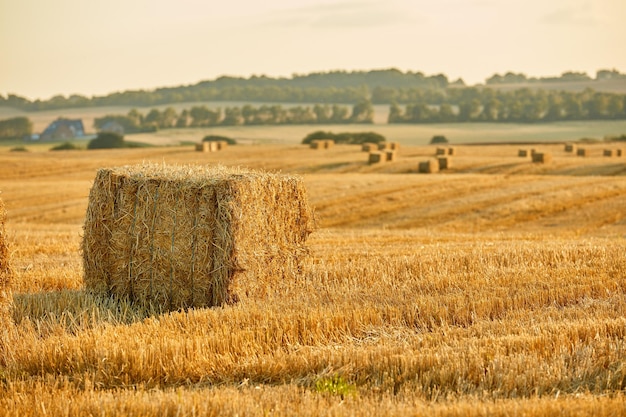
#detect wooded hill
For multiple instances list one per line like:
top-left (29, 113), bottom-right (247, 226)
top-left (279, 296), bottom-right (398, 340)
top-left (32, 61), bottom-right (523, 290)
top-left (2, 68), bottom-right (625, 112)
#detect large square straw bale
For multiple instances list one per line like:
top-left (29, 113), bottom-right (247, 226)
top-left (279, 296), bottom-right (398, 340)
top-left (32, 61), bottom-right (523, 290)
top-left (82, 164), bottom-right (315, 310)
top-left (532, 152), bottom-right (552, 163)
top-left (603, 149), bottom-right (614, 157)
top-left (361, 143), bottom-right (378, 152)
top-left (438, 157), bottom-right (452, 170)
top-left (418, 159), bottom-right (440, 173)
top-left (368, 152), bottom-right (384, 164)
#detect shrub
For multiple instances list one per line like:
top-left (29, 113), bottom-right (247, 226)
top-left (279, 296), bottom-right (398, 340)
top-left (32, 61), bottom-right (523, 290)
top-left (87, 132), bottom-right (125, 149)
top-left (302, 131), bottom-right (385, 145)
top-left (50, 141), bottom-right (80, 151)
top-left (430, 135), bottom-right (449, 144)
top-left (202, 135), bottom-right (237, 145)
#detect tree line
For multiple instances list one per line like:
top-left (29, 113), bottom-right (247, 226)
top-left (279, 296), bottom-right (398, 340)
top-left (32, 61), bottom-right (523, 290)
top-left (389, 88), bottom-right (626, 123)
top-left (94, 102), bottom-right (374, 132)
top-left (0, 116), bottom-right (32, 140)
top-left (0, 69), bottom-right (450, 111)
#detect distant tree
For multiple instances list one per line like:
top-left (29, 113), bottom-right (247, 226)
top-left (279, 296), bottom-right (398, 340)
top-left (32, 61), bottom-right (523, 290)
top-left (350, 100), bottom-right (374, 123)
top-left (202, 135), bottom-right (237, 145)
top-left (301, 130), bottom-right (385, 145)
top-left (430, 135), bottom-right (449, 144)
top-left (0, 116), bottom-right (32, 140)
top-left (50, 141), bottom-right (81, 151)
top-left (87, 132), bottom-right (125, 149)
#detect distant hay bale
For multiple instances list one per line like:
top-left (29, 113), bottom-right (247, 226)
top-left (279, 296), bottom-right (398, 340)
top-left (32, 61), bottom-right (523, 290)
top-left (435, 147), bottom-right (447, 156)
top-left (418, 159), bottom-right (440, 173)
top-left (447, 147), bottom-right (456, 156)
top-left (369, 152), bottom-right (384, 164)
top-left (196, 142), bottom-right (218, 152)
top-left (385, 150), bottom-right (396, 162)
top-left (438, 157), bottom-right (452, 170)
top-left (390, 142), bottom-right (400, 151)
top-left (564, 143), bottom-right (577, 153)
top-left (603, 149), bottom-right (614, 157)
top-left (577, 148), bottom-right (588, 157)
top-left (617, 149), bottom-right (623, 157)
top-left (532, 152), bottom-right (552, 164)
top-left (323, 140), bottom-right (335, 149)
top-left (310, 140), bottom-right (324, 150)
top-left (82, 164), bottom-right (316, 310)
top-left (530, 148), bottom-right (537, 156)
top-left (216, 141), bottom-right (228, 150)
top-left (378, 142), bottom-right (394, 151)
top-left (361, 143), bottom-right (378, 152)
top-left (518, 149), bottom-right (529, 157)
top-left (0, 196), bottom-right (11, 330)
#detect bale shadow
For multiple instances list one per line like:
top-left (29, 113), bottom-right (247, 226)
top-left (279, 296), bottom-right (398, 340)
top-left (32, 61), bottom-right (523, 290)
top-left (11, 289), bottom-right (161, 335)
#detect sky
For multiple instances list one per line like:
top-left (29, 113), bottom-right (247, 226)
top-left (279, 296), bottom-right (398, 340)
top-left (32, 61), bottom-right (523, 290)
top-left (1, 0), bottom-right (625, 100)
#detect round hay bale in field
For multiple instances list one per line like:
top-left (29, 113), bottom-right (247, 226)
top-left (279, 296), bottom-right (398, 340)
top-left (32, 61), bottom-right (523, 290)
top-left (564, 143), bottom-right (577, 153)
top-left (518, 149), bottom-right (529, 157)
top-left (390, 142), bottom-right (400, 151)
top-left (418, 159), bottom-right (440, 173)
top-left (369, 152), bottom-right (384, 164)
top-left (310, 140), bottom-right (325, 149)
top-left (82, 164), bottom-right (316, 311)
top-left (532, 152), bottom-right (552, 164)
top-left (577, 148), bottom-right (588, 157)
top-left (323, 140), bottom-right (335, 149)
top-left (447, 147), bottom-right (456, 156)
top-left (617, 149), bottom-right (623, 157)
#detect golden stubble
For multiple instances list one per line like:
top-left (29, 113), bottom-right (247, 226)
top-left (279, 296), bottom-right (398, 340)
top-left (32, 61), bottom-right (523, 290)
top-left (0, 145), bottom-right (625, 416)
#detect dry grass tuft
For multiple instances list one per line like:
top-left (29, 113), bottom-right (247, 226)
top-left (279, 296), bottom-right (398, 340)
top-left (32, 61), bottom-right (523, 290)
top-left (82, 163), bottom-right (315, 311)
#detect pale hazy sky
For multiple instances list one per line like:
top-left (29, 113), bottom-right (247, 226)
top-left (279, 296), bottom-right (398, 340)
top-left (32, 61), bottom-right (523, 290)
top-left (1, 0), bottom-right (625, 100)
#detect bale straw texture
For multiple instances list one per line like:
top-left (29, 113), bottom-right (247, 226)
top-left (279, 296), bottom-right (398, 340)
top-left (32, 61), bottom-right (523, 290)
top-left (82, 164), bottom-right (315, 310)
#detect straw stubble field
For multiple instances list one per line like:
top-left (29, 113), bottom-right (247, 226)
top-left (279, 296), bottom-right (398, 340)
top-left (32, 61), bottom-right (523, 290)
top-left (0, 143), bottom-right (625, 416)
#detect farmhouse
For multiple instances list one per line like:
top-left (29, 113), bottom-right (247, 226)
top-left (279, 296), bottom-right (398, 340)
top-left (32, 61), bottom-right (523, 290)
top-left (40, 118), bottom-right (85, 141)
